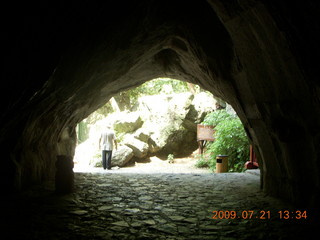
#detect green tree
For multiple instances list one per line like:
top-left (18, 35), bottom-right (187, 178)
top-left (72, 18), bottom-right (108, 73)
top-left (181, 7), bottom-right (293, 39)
top-left (200, 109), bottom-right (250, 172)
top-left (115, 78), bottom-right (201, 110)
top-left (77, 121), bottom-right (89, 143)
top-left (97, 78), bottom-right (203, 113)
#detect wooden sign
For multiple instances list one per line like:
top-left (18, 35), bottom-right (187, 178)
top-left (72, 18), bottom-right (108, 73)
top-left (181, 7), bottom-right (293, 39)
top-left (197, 124), bottom-right (215, 141)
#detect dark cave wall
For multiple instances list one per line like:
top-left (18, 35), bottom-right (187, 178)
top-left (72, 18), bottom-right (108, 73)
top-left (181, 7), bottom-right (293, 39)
top-left (1, 0), bottom-right (320, 209)
top-left (208, 0), bottom-right (320, 206)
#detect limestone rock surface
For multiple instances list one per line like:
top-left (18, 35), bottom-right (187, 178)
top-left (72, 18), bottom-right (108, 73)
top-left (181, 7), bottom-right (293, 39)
top-left (183, 92), bottom-right (218, 132)
top-left (113, 112), bottom-right (143, 133)
top-left (111, 146), bottom-right (134, 167)
top-left (92, 145), bottom-right (134, 168)
top-left (136, 93), bottom-right (196, 157)
top-left (122, 135), bottom-right (149, 159)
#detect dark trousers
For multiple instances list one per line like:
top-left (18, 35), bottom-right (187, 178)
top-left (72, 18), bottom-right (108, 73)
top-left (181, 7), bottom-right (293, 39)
top-left (102, 150), bottom-right (112, 170)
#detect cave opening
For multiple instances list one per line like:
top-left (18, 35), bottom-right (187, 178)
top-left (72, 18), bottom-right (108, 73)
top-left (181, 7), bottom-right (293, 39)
top-left (73, 77), bottom-right (249, 174)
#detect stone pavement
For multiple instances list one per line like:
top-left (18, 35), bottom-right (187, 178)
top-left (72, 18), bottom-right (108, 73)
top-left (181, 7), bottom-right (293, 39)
top-left (2, 170), bottom-right (318, 240)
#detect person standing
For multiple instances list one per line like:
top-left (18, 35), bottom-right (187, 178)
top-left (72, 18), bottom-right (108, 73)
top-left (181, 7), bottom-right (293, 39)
top-left (99, 125), bottom-right (117, 170)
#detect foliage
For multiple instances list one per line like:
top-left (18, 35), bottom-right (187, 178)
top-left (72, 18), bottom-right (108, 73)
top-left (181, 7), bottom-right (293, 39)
top-left (201, 109), bottom-right (250, 172)
top-left (135, 78), bottom-right (191, 95)
top-left (115, 78), bottom-right (200, 110)
top-left (167, 153), bottom-right (175, 163)
top-left (96, 102), bottom-right (114, 115)
top-left (195, 154), bottom-right (210, 168)
top-left (77, 121), bottom-right (89, 143)
top-left (89, 78), bottom-right (204, 116)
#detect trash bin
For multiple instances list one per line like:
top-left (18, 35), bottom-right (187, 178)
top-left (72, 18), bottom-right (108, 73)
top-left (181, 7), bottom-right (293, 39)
top-left (216, 155), bottom-right (228, 173)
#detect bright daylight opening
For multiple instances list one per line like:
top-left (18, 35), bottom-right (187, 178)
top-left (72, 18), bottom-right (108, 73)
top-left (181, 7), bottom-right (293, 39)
top-left (73, 78), bottom-right (254, 174)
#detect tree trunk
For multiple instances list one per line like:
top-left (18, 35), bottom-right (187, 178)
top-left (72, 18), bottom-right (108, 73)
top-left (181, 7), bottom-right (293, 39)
top-left (187, 82), bottom-right (196, 94)
top-left (110, 97), bottom-right (121, 112)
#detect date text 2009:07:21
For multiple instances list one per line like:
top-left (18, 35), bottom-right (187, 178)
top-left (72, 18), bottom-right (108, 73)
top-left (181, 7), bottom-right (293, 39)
top-left (212, 210), bottom-right (307, 220)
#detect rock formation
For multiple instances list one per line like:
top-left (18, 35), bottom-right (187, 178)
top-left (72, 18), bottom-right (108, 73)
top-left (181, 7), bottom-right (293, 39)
top-left (113, 112), bottom-right (144, 134)
top-left (78, 91), bottom-right (217, 167)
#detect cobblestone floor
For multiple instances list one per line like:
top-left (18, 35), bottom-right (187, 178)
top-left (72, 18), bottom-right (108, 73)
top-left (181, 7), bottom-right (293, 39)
top-left (2, 170), bottom-right (318, 240)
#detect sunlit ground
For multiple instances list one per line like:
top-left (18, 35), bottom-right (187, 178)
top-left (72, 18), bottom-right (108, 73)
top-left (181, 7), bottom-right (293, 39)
top-left (73, 151), bottom-right (211, 174)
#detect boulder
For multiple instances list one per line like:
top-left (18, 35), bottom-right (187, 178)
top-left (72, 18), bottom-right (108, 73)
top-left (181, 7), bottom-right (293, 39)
top-left (137, 93), bottom-right (194, 124)
top-left (123, 135), bottom-right (149, 158)
top-left (91, 145), bottom-right (134, 167)
top-left (157, 129), bottom-right (197, 158)
top-left (111, 146), bottom-right (134, 167)
top-left (136, 92), bottom-right (200, 157)
top-left (133, 128), bottom-right (151, 143)
top-left (183, 92), bottom-right (218, 132)
top-left (113, 111), bottom-right (143, 133)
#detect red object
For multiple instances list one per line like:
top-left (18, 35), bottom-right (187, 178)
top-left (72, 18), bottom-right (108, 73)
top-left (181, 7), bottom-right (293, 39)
top-left (245, 161), bottom-right (259, 169)
top-left (245, 145), bottom-right (259, 169)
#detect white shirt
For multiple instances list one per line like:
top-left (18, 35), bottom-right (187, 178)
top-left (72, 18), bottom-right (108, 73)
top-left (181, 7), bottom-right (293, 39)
top-left (100, 130), bottom-right (116, 150)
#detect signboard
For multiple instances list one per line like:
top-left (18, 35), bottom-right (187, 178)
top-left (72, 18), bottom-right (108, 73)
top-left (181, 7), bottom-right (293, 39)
top-left (197, 124), bottom-right (215, 141)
